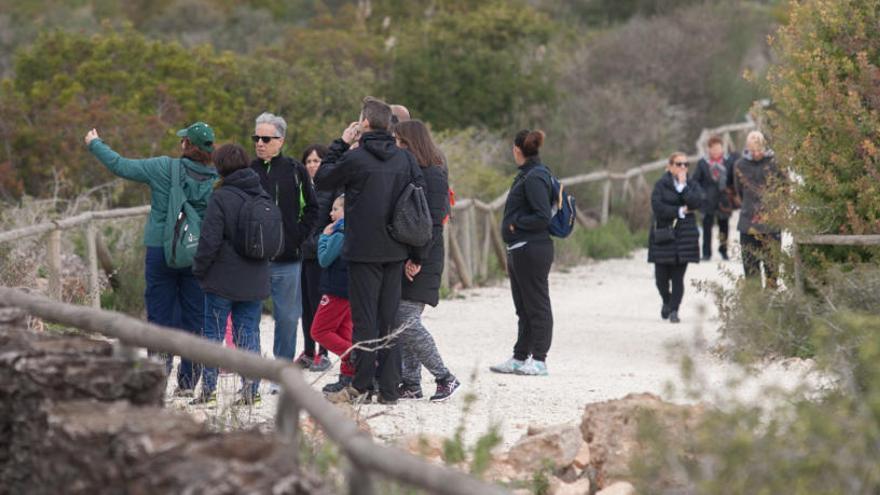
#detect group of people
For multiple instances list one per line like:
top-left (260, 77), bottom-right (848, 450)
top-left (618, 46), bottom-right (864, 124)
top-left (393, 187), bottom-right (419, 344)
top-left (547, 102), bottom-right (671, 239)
top-left (84, 96), bottom-right (561, 407)
top-left (648, 130), bottom-right (784, 322)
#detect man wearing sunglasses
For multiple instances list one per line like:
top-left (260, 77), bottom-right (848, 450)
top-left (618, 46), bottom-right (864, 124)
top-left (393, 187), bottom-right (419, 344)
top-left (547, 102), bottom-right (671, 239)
top-left (250, 112), bottom-right (318, 391)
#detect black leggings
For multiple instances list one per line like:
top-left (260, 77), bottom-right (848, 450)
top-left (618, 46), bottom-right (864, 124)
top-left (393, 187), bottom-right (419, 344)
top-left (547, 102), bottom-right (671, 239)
top-left (654, 263), bottom-right (688, 311)
top-left (508, 240), bottom-right (554, 362)
top-left (300, 259), bottom-right (327, 357)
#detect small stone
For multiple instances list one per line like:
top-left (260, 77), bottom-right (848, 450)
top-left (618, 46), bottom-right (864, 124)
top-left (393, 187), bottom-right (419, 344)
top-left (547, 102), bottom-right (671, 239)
top-left (551, 477), bottom-right (591, 495)
top-left (572, 441), bottom-right (591, 469)
top-left (597, 481), bottom-right (635, 495)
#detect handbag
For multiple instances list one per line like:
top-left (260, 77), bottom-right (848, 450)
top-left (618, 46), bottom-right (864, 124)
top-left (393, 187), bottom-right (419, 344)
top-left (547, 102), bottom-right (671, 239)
top-left (653, 218), bottom-right (678, 245)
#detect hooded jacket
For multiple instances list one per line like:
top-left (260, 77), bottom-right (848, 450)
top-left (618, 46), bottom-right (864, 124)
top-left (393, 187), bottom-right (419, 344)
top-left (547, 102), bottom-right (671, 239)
top-left (250, 153), bottom-right (318, 262)
top-left (314, 131), bottom-right (426, 263)
top-left (402, 164), bottom-right (449, 307)
top-left (733, 149), bottom-right (784, 235)
top-left (501, 156), bottom-right (553, 245)
top-left (648, 172), bottom-right (703, 265)
top-left (318, 219), bottom-right (348, 299)
top-left (88, 139), bottom-right (218, 247)
top-left (193, 168), bottom-right (271, 301)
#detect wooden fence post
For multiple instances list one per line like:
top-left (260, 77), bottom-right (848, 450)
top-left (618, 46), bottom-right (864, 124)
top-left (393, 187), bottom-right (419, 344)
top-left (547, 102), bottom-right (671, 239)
top-left (792, 238), bottom-right (804, 294)
top-left (478, 211), bottom-right (492, 280)
top-left (276, 384), bottom-right (301, 468)
top-left (488, 211), bottom-right (507, 274)
top-left (449, 223), bottom-right (473, 289)
top-left (600, 178), bottom-right (612, 225)
top-left (47, 228), bottom-right (62, 301)
top-left (462, 206), bottom-right (474, 280)
top-left (85, 220), bottom-right (100, 308)
top-left (441, 223), bottom-right (450, 290)
top-left (348, 461), bottom-right (376, 495)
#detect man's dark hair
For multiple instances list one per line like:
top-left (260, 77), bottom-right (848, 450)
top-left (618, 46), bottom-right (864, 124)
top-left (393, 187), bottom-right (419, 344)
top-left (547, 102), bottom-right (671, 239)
top-left (361, 96), bottom-right (392, 131)
top-left (212, 144), bottom-right (250, 177)
top-left (301, 143), bottom-right (329, 164)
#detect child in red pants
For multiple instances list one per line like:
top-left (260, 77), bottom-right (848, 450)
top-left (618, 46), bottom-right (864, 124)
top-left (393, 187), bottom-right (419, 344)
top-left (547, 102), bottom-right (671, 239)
top-left (310, 195), bottom-right (354, 393)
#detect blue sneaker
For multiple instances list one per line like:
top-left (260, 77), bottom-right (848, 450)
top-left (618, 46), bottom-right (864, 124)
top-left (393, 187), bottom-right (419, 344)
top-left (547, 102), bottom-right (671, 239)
top-left (515, 358), bottom-right (548, 376)
top-left (490, 358), bottom-right (526, 374)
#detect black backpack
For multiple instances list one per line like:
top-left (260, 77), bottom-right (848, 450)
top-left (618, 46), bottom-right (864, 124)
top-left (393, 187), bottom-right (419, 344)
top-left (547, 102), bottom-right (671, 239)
top-left (389, 182), bottom-right (433, 247)
top-left (228, 187), bottom-right (284, 260)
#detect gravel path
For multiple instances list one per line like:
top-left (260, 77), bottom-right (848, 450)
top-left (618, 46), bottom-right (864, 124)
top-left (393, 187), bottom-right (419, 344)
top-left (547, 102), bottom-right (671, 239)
top-left (168, 227), bottom-right (811, 449)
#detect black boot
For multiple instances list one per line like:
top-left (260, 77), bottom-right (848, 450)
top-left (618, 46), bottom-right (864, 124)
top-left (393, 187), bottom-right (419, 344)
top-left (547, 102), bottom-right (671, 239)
top-left (669, 310), bottom-right (680, 323)
top-left (661, 304), bottom-right (671, 320)
top-left (322, 374), bottom-right (352, 393)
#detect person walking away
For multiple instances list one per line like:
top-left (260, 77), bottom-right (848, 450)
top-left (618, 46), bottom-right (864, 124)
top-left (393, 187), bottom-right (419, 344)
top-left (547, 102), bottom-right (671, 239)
top-left (648, 152), bottom-right (703, 323)
top-left (315, 96), bottom-right (426, 405)
top-left (490, 129), bottom-right (556, 376)
top-left (249, 113), bottom-right (318, 394)
top-left (734, 131), bottom-right (785, 289)
top-left (84, 123), bottom-right (218, 397)
top-left (692, 135), bottom-right (737, 261)
top-left (299, 144), bottom-right (332, 372)
top-left (392, 120), bottom-right (460, 402)
top-left (310, 195), bottom-right (356, 394)
top-left (192, 144), bottom-right (270, 406)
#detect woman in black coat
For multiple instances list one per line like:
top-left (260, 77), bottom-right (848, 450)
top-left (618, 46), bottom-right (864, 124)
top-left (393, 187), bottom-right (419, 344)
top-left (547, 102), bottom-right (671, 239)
top-left (490, 129), bottom-right (554, 376)
top-left (648, 152), bottom-right (703, 323)
top-left (392, 120), bottom-right (460, 402)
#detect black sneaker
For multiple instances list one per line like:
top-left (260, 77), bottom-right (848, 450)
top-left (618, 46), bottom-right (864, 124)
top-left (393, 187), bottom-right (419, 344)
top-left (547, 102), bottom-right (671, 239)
top-left (669, 311), bottom-right (680, 324)
top-left (430, 376), bottom-right (461, 402)
top-left (661, 304), bottom-right (671, 320)
top-left (720, 250), bottom-right (729, 261)
top-left (398, 383), bottom-right (424, 400)
top-left (322, 374), bottom-right (353, 394)
top-left (701, 254), bottom-right (711, 261)
top-left (376, 394), bottom-right (398, 405)
top-left (294, 352), bottom-right (313, 369)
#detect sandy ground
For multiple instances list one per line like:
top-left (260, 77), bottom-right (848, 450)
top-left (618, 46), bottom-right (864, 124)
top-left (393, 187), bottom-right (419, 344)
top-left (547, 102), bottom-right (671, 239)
top-left (167, 222), bottom-right (812, 449)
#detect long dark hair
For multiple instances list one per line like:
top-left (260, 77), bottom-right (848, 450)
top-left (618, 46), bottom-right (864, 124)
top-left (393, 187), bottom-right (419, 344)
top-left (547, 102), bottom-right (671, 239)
top-left (181, 138), bottom-right (213, 164)
top-left (393, 120), bottom-right (444, 168)
top-left (301, 143), bottom-right (329, 164)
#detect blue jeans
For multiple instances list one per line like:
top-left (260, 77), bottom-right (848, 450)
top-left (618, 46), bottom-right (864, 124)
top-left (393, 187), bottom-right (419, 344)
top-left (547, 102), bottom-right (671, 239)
top-left (201, 293), bottom-right (262, 396)
top-left (270, 261), bottom-right (302, 360)
top-left (144, 246), bottom-right (203, 390)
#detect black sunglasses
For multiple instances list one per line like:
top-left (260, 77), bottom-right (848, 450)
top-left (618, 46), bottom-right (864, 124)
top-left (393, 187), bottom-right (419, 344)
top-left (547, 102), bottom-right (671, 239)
top-left (252, 135), bottom-right (281, 144)
top-left (673, 161), bottom-right (689, 168)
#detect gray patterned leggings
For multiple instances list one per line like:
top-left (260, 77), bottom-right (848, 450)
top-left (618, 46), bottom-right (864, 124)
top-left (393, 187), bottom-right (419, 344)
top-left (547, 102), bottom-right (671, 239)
top-left (397, 299), bottom-right (453, 387)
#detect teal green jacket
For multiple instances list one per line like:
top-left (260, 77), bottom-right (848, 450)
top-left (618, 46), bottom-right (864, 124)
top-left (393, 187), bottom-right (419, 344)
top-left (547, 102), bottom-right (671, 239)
top-left (88, 139), bottom-right (218, 247)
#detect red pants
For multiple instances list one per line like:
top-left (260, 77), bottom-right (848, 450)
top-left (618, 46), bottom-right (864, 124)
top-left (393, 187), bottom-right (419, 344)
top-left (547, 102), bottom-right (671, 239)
top-left (310, 294), bottom-right (354, 377)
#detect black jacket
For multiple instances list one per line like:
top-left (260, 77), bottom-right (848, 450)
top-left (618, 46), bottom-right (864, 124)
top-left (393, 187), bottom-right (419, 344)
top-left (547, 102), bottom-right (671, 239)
top-left (250, 153), bottom-right (318, 262)
top-left (402, 164), bottom-right (449, 307)
top-left (734, 149), bottom-right (784, 235)
top-left (301, 185), bottom-right (343, 261)
top-left (692, 154), bottom-right (737, 217)
top-left (648, 172), bottom-right (703, 265)
top-left (193, 168), bottom-right (271, 301)
top-left (314, 131), bottom-right (426, 263)
top-left (501, 157), bottom-right (553, 244)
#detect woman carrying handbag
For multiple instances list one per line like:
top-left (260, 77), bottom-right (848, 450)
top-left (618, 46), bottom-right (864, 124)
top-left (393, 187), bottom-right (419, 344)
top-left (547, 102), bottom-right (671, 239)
top-left (648, 152), bottom-right (704, 323)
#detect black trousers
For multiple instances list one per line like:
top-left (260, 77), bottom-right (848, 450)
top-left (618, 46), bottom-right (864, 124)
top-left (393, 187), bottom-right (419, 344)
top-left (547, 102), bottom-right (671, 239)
top-left (654, 263), bottom-right (688, 312)
top-left (300, 259), bottom-right (327, 357)
top-left (348, 261), bottom-right (404, 400)
top-left (508, 240), bottom-right (554, 362)
top-left (740, 232), bottom-right (781, 288)
top-left (701, 213), bottom-right (730, 258)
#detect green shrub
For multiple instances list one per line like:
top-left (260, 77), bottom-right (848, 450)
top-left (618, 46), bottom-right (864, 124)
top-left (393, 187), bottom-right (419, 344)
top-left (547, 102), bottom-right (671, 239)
top-left (567, 216), bottom-right (644, 261)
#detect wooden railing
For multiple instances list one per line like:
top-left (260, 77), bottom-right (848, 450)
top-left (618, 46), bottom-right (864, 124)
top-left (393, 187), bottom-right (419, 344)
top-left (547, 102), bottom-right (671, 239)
top-left (791, 235), bottom-right (880, 293)
top-left (443, 119), bottom-right (758, 288)
top-left (0, 286), bottom-right (508, 495)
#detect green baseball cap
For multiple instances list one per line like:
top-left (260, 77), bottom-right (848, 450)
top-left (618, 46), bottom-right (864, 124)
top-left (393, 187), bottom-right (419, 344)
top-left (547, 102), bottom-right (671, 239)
top-left (176, 122), bottom-right (215, 153)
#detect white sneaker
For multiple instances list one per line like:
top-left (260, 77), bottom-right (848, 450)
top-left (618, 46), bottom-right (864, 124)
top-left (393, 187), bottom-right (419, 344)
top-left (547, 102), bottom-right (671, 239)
top-left (489, 357), bottom-right (526, 374)
top-left (515, 358), bottom-right (548, 376)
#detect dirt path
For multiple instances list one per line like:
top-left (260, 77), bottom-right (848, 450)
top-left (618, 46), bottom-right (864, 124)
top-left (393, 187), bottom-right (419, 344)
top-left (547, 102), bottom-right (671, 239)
top-left (169, 228), bottom-right (810, 449)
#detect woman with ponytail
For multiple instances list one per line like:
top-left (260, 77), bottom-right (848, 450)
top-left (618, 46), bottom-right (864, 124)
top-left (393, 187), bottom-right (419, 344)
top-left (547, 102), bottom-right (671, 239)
top-left (490, 129), bottom-right (555, 376)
